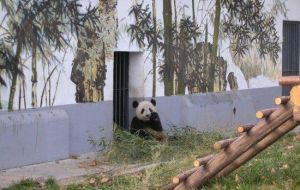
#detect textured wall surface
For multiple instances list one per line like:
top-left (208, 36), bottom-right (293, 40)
top-left (0, 110), bottom-right (69, 170)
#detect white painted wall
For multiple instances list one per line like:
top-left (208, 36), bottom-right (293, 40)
top-left (1, 0), bottom-right (300, 109)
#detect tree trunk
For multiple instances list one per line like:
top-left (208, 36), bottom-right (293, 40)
top-left (163, 0), bottom-right (174, 96)
top-left (22, 76), bottom-right (27, 109)
top-left (152, 0), bottom-right (157, 97)
top-left (202, 23), bottom-right (208, 92)
top-left (48, 64), bottom-right (51, 106)
top-left (173, 0), bottom-right (178, 94)
top-left (208, 0), bottom-right (221, 92)
top-left (0, 85), bottom-right (2, 110)
top-left (18, 75), bottom-right (22, 110)
top-left (71, 0), bottom-right (117, 102)
top-left (177, 27), bottom-right (187, 95)
top-left (8, 40), bottom-right (22, 111)
top-left (192, 0), bottom-right (197, 44)
top-left (31, 38), bottom-right (37, 108)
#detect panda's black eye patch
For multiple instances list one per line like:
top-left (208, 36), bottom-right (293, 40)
top-left (141, 108), bottom-right (145, 114)
top-left (149, 108), bottom-right (153, 113)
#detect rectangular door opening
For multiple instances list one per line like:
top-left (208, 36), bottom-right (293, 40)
top-left (282, 21), bottom-right (300, 95)
top-left (113, 52), bottom-right (129, 130)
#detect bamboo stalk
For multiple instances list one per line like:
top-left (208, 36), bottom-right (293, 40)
top-left (217, 117), bottom-right (300, 178)
top-left (174, 103), bottom-right (293, 190)
top-left (274, 96), bottom-right (290, 105)
top-left (256, 108), bottom-right (277, 119)
top-left (194, 154), bottom-right (215, 167)
top-left (213, 138), bottom-right (237, 151)
top-left (172, 168), bottom-right (198, 185)
top-left (279, 76), bottom-right (300, 86)
top-left (236, 124), bottom-right (255, 133)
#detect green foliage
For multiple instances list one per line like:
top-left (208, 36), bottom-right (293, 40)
top-left (127, 2), bottom-right (163, 49)
top-left (6, 132), bottom-right (299, 190)
top-left (222, 0), bottom-right (280, 62)
top-left (99, 127), bottom-right (223, 165)
top-left (3, 179), bottom-right (38, 190)
top-left (44, 178), bottom-right (59, 190)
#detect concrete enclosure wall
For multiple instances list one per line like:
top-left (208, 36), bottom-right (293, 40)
top-left (0, 87), bottom-right (280, 170)
top-left (0, 110), bottom-right (69, 170)
top-left (129, 87), bottom-right (281, 132)
top-left (0, 101), bottom-right (113, 170)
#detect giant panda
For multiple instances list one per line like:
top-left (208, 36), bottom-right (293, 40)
top-left (130, 99), bottom-right (167, 142)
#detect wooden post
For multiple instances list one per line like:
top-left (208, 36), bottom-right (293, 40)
top-left (274, 96), bottom-right (290, 105)
top-left (174, 103), bottom-right (293, 190)
top-left (290, 85), bottom-right (300, 121)
top-left (172, 168), bottom-right (198, 185)
top-left (236, 124), bottom-right (255, 133)
top-left (194, 154), bottom-right (215, 167)
top-left (217, 117), bottom-right (300, 177)
top-left (256, 108), bottom-right (277, 119)
top-left (279, 76), bottom-right (300, 86)
top-left (213, 138), bottom-right (237, 151)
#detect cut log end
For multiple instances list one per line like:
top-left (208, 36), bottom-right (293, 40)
top-left (237, 126), bottom-right (245, 133)
top-left (171, 168), bottom-right (198, 186)
top-left (256, 111), bottom-right (264, 119)
top-left (194, 154), bottom-right (215, 167)
top-left (275, 96), bottom-right (290, 105)
top-left (274, 98), bottom-right (282, 105)
top-left (194, 160), bottom-right (200, 167)
top-left (213, 142), bottom-right (222, 150)
top-left (256, 108), bottom-right (277, 119)
top-left (235, 124), bottom-right (255, 134)
top-left (213, 138), bottom-right (237, 151)
top-left (172, 177), bottom-right (180, 185)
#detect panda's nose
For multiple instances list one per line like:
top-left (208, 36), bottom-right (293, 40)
top-left (146, 114), bottom-right (151, 118)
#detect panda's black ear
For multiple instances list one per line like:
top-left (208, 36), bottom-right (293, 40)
top-left (150, 99), bottom-right (156, 106)
top-left (132, 101), bottom-right (139, 108)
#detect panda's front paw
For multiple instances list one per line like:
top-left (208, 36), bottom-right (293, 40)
top-left (150, 112), bottom-right (160, 121)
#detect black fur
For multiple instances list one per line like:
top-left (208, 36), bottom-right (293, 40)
top-left (132, 101), bottom-right (139, 108)
top-left (150, 99), bottom-right (156, 106)
top-left (130, 112), bottom-right (163, 138)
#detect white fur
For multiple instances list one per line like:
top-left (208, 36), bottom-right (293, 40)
top-left (135, 101), bottom-right (156, 121)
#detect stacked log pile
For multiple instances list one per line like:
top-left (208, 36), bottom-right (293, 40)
top-left (163, 76), bottom-right (300, 190)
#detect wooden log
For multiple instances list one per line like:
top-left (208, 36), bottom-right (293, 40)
top-left (293, 106), bottom-right (300, 121)
top-left (217, 117), bottom-right (300, 178)
top-left (193, 154), bottom-right (215, 167)
top-left (172, 168), bottom-right (198, 185)
top-left (174, 103), bottom-right (293, 190)
top-left (236, 124), bottom-right (255, 133)
top-left (213, 138), bottom-right (237, 151)
top-left (274, 96), bottom-right (290, 105)
top-left (290, 85), bottom-right (300, 106)
top-left (256, 108), bottom-right (277, 119)
top-left (279, 76), bottom-right (300, 86)
top-left (162, 183), bottom-right (177, 190)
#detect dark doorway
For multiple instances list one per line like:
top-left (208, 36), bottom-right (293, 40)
top-left (282, 21), bottom-right (300, 95)
top-left (113, 52), bottom-right (129, 129)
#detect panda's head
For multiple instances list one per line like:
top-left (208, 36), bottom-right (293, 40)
top-left (132, 99), bottom-right (157, 121)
